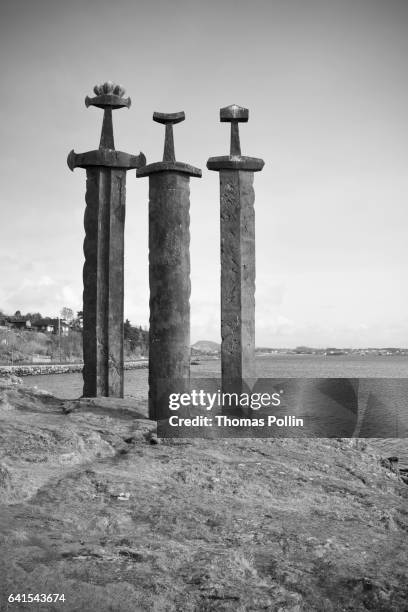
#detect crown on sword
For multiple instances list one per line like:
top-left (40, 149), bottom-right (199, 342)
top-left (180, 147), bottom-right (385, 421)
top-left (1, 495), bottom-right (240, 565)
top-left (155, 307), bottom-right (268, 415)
top-left (85, 81), bottom-right (131, 110)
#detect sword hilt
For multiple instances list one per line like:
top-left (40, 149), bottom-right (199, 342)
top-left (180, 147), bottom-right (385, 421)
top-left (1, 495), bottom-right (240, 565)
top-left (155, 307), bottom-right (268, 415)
top-left (85, 81), bottom-right (131, 150)
top-left (68, 82), bottom-right (146, 172)
top-left (153, 111), bottom-right (185, 163)
top-left (220, 104), bottom-right (249, 157)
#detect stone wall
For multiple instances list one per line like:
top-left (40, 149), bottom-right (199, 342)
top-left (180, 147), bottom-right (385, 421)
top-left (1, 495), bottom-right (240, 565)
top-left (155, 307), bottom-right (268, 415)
top-left (0, 361), bottom-right (148, 377)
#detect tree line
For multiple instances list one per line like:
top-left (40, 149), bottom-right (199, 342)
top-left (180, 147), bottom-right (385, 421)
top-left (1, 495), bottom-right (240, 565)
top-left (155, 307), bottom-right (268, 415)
top-left (0, 309), bottom-right (149, 359)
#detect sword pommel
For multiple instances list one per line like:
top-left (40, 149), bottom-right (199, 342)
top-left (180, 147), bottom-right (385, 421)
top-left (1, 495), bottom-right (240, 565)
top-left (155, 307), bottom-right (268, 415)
top-left (153, 111), bottom-right (185, 125)
top-left (153, 111), bottom-right (185, 163)
top-left (85, 81), bottom-right (131, 110)
top-left (220, 104), bottom-right (249, 123)
top-left (219, 105), bottom-right (249, 157)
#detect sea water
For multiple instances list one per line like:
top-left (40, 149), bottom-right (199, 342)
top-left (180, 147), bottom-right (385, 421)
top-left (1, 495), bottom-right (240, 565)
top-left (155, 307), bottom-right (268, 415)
top-left (21, 354), bottom-right (408, 466)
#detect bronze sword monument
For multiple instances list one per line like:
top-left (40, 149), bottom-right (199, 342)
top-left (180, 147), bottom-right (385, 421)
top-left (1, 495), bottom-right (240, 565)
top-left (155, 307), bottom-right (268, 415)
top-left (207, 105), bottom-right (264, 410)
top-left (137, 112), bottom-right (201, 420)
top-left (68, 82), bottom-right (146, 397)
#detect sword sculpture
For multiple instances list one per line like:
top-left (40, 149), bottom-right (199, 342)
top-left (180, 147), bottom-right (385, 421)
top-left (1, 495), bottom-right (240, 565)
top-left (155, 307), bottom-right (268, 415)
top-left (137, 111), bottom-right (201, 419)
top-left (207, 105), bottom-right (264, 410)
top-left (68, 82), bottom-right (146, 397)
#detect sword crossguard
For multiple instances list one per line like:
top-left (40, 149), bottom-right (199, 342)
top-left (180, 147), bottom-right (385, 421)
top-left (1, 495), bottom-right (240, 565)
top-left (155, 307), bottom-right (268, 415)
top-left (153, 111), bottom-right (185, 163)
top-left (220, 104), bottom-right (249, 157)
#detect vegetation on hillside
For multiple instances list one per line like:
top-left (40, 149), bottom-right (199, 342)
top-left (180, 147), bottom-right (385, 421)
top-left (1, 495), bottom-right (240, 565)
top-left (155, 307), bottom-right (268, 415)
top-left (0, 328), bottom-right (83, 364)
top-left (0, 310), bottom-right (148, 364)
top-left (124, 319), bottom-right (149, 359)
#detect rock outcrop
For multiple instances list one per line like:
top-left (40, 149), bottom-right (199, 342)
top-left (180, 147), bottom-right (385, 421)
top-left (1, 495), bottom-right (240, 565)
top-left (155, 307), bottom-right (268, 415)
top-left (0, 382), bottom-right (407, 611)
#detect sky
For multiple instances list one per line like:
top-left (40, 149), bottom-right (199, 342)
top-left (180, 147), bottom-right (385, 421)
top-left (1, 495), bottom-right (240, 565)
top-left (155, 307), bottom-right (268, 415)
top-left (0, 0), bottom-right (407, 348)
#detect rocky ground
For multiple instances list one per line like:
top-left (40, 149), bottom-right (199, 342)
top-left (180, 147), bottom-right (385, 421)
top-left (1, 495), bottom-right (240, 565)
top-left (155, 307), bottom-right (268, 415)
top-left (0, 378), bottom-right (407, 612)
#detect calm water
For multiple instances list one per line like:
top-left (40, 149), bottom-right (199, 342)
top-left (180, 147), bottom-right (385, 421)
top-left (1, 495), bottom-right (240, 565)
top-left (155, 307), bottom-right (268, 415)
top-left (21, 355), bottom-right (408, 466)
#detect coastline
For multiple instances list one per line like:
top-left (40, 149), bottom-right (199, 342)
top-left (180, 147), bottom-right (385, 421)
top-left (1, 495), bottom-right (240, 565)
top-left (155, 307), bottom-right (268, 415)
top-left (0, 360), bottom-right (148, 377)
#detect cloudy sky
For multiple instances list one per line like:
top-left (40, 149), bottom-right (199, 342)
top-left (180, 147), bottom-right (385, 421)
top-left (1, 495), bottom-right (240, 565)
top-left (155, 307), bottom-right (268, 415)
top-left (0, 0), bottom-right (407, 347)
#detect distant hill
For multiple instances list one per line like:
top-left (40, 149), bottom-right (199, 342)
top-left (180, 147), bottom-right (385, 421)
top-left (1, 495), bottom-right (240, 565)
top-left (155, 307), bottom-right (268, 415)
top-left (191, 341), bottom-right (220, 354)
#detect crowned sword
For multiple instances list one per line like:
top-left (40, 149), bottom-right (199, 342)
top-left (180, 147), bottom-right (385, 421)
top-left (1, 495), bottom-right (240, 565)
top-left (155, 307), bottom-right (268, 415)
top-left (68, 82), bottom-right (146, 397)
